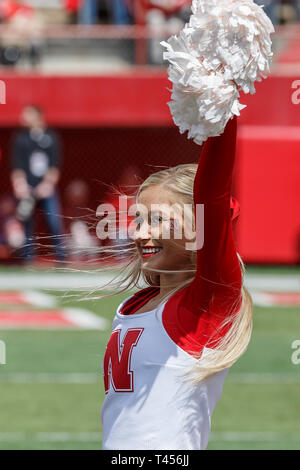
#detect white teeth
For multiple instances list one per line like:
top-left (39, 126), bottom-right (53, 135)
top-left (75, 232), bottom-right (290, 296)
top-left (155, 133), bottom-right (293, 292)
top-left (142, 247), bottom-right (162, 254)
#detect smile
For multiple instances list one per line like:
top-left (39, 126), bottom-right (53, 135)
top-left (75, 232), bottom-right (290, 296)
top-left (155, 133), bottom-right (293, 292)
top-left (141, 247), bottom-right (163, 258)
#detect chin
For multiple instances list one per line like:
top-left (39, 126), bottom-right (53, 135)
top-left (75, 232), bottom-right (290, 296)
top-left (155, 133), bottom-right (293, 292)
top-left (142, 259), bottom-right (174, 273)
top-left (142, 256), bottom-right (163, 269)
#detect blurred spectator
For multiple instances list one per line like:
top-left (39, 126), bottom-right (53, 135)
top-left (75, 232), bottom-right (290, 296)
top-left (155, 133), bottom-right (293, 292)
top-left (281, 0), bottom-right (300, 23)
top-left (63, 0), bottom-right (83, 24)
top-left (142, 0), bottom-right (191, 64)
top-left (0, 0), bottom-right (44, 67)
top-left (78, 0), bottom-right (99, 25)
top-left (255, 1), bottom-right (281, 24)
top-left (64, 179), bottom-right (98, 260)
top-left (105, 0), bottom-right (132, 25)
top-left (10, 105), bottom-right (65, 263)
top-left (255, 1), bottom-right (300, 25)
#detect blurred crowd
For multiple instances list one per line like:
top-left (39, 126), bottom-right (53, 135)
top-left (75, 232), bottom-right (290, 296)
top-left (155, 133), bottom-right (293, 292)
top-left (60, 1), bottom-right (300, 26)
top-left (0, 0), bottom-right (298, 68)
top-left (0, 1), bottom-right (190, 27)
top-left (0, 1), bottom-right (299, 27)
top-left (65, 0), bottom-right (300, 26)
top-left (0, 1), bottom-right (299, 67)
top-left (63, 1), bottom-right (191, 26)
top-left (255, 0), bottom-right (300, 24)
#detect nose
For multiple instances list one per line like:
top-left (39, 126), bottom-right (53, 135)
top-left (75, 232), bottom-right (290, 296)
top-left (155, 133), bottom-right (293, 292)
top-left (133, 220), bottom-right (152, 242)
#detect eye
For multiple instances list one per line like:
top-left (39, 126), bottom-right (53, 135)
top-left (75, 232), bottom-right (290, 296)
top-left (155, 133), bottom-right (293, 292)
top-left (151, 214), bottom-right (164, 225)
top-left (134, 215), bottom-right (143, 226)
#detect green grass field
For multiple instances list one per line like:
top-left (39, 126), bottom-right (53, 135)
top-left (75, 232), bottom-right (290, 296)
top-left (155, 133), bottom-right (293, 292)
top-left (0, 266), bottom-right (299, 450)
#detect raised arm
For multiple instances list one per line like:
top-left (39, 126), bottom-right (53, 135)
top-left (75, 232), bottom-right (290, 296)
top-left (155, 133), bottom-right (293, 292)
top-left (183, 116), bottom-right (242, 316)
top-left (162, 0), bottom-right (273, 349)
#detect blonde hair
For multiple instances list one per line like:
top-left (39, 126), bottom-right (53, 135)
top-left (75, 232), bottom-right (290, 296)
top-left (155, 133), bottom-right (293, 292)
top-left (91, 163), bottom-right (253, 385)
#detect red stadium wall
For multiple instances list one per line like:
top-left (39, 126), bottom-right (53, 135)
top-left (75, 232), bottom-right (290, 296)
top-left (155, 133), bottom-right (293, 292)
top-left (236, 127), bottom-right (300, 264)
top-left (0, 72), bottom-right (300, 127)
top-left (0, 72), bottom-right (299, 264)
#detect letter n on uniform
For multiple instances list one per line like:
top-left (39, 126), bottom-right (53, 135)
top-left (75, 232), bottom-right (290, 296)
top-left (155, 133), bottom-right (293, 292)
top-left (103, 328), bottom-right (144, 393)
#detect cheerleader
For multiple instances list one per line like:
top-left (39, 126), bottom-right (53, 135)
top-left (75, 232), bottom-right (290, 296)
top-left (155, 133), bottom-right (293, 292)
top-left (100, 0), bottom-right (274, 450)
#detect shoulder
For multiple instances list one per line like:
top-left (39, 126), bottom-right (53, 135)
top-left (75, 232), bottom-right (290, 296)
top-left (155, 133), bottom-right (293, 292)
top-left (162, 284), bottom-right (243, 356)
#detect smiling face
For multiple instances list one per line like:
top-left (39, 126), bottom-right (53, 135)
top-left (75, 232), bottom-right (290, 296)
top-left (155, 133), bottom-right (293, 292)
top-left (133, 185), bottom-right (195, 275)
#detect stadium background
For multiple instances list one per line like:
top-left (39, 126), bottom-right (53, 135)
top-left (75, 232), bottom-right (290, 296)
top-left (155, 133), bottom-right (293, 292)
top-left (0, 0), bottom-right (299, 450)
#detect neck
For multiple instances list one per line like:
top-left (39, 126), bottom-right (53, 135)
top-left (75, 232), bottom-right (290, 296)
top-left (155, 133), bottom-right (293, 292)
top-left (159, 270), bottom-right (194, 298)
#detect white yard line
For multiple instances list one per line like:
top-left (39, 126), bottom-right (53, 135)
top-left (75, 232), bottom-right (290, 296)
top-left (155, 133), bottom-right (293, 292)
top-left (0, 432), bottom-right (101, 443)
top-left (0, 373), bottom-right (101, 383)
top-left (0, 372), bottom-right (299, 384)
top-left (0, 272), bottom-right (298, 291)
top-left (249, 291), bottom-right (278, 307)
top-left (248, 290), bottom-right (300, 307)
top-left (227, 372), bottom-right (300, 384)
top-left (63, 308), bottom-right (109, 330)
top-left (0, 273), bottom-right (115, 291)
top-left (22, 291), bottom-right (58, 308)
top-left (0, 431), bottom-right (298, 443)
top-left (246, 276), bottom-right (300, 292)
top-left (209, 432), bottom-right (300, 442)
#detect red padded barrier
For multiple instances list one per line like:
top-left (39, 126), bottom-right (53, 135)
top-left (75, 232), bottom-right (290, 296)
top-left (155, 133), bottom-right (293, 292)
top-left (236, 126), bottom-right (300, 264)
top-left (0, 72), bottom-right (299, 127)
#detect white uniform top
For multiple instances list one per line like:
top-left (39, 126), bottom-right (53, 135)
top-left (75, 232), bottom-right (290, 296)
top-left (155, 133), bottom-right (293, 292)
top-left (101, 294), bottom-right (229, 450)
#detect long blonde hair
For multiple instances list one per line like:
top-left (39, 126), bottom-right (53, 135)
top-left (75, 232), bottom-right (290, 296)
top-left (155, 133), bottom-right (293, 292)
top-left (91, 163), bottom-right (253, 385)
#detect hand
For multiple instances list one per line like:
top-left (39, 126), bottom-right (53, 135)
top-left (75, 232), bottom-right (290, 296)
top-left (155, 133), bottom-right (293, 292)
top-left (33, 181), bottom-right (55, 199)
top-left (13, 180), bottom-right (31, 200)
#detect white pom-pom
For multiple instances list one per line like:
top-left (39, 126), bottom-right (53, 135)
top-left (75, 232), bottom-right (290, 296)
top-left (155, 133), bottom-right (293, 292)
top-left (161, 0), bottom-right (274, 145)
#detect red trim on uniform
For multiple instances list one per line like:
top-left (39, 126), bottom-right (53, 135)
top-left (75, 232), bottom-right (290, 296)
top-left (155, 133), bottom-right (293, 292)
top-left (121, 286), bottom-right (160, 315)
